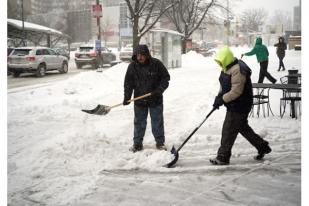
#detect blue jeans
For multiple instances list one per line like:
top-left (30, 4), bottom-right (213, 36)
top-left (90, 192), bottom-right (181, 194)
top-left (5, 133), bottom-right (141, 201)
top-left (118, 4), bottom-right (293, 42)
top-left (133, 104), bottom-right (165, 145)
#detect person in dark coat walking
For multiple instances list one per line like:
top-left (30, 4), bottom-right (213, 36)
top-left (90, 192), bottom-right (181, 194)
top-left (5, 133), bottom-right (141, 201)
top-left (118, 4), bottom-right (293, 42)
top-left (123, 44), bottom-right (170, 152)
top-left (241, 37), bottom-right (277, 83)
top-left (274, 36), bottom-right (287, 71)
top-left (210, 46), bottom-right (272, 165)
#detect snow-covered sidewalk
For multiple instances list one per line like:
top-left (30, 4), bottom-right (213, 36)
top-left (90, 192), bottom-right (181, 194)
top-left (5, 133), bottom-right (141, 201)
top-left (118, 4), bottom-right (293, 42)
top-left (8, 47), bottom-right (301, 205)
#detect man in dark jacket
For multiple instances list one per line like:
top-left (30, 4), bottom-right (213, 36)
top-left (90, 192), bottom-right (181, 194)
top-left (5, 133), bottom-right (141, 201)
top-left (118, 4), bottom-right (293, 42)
top-left (242, 37), bottom-right (277, 83)
top-left (210, 46), bottom-right (271, 165)
top-left (274, 37), bottom-right (287, 71)
top-left (123, 45), bottom-right (170, 152)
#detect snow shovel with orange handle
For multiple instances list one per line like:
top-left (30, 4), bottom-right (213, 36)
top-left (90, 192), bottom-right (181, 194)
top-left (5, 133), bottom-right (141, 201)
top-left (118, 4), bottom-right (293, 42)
top-left (82, 93), bottom-right (152, 115)
top-left (165, 107), bottom-right (216, 168)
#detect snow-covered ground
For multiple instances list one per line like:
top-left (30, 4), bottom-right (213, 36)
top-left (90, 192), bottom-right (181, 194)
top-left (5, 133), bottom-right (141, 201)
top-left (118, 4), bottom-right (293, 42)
top-left (8, 46), bottom-right (301, 205)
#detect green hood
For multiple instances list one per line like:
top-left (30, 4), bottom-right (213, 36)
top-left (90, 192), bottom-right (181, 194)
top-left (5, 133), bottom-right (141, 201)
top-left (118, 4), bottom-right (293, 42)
top-left (255, 37), bottom-right (262, 45)
top-left (214, 46), bottom-right (235, 72)
top-left (244, 37), bottom-right (268, 62)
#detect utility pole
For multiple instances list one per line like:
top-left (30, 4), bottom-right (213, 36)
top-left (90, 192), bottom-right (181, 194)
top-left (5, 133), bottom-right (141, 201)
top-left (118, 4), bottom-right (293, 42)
top-left (21, 0), bottom-right (26, 46)
top-left (94, 0), bottom-right (103, 69)
top-left (96, 0), bottom-right (101, 43)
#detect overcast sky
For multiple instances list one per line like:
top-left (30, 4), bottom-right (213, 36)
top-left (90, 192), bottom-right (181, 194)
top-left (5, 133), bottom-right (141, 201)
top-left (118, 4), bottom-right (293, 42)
top-left (233, 0), bottom-right (300, 15)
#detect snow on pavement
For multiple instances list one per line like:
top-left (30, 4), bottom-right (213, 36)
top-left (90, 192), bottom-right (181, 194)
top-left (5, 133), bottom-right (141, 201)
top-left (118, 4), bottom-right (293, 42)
top-left (8, 46), bottom-right (301, 205)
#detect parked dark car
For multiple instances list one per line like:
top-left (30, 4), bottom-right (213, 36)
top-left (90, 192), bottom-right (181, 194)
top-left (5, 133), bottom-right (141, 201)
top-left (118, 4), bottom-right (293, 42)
top-left (74, 45), bottom-right (117, 69)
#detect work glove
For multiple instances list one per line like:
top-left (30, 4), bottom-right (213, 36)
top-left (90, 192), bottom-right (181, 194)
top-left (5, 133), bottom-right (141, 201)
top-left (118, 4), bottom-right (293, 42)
top-left (213, 95), bottom-right (224, 110)
top-left (123, 98), bottom-right (131, 106)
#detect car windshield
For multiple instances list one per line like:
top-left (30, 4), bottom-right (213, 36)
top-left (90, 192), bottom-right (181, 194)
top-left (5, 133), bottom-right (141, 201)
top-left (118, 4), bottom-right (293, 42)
top-left (12, 49), bottom-right (32, 56)
top-left (79, 47), bottom-right (94, 52)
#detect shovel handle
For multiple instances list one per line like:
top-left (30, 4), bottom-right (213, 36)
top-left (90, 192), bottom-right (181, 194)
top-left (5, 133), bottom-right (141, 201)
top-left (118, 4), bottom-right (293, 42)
top-left (128, 92), bottom-right (152, 103)
top-left (109, 93), bottom-right (152, 109)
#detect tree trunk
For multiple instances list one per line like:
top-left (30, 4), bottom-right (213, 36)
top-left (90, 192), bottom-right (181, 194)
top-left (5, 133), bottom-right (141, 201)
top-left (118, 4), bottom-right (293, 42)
top-left (132, 16), bottom-right (141, 50)
top-left (181, 27), bottom-right (189, 54)
top-left (181, 39), bottom-right (186, 54)
top-left (181, 35), bottom-right (190, 54)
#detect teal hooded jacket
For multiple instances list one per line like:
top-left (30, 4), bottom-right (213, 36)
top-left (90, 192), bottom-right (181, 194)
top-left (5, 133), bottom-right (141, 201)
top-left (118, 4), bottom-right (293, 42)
top-left (244, 37), bottom-right (269, 62)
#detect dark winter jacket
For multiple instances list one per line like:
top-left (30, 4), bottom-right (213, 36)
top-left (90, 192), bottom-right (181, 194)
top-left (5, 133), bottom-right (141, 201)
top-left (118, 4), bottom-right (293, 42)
top-left (244, 37), bottom-right (269, 62)
top-left (124, 45), bottom-right (170, 107)
top-left (215, 46), bottom-right (253, 114)
top-left (274, 37), bottom-right (287, 58)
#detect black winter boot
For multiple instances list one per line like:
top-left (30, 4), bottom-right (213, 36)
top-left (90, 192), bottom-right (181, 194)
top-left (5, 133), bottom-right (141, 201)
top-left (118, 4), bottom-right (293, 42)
top-left (129, 144), bottom-right (143, 153)
top-left (255, 143), bottom-right (272, 160)
top-left (156, 143), bottom-right (167, 151)
top-left (210, 157), bottom-right (230, 165)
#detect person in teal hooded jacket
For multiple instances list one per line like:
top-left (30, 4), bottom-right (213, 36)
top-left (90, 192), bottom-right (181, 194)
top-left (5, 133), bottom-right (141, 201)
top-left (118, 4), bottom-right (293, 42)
top-left (241, 37), bottom-right (277, 83)
top-left (210, 46), bottom-right (272, 165)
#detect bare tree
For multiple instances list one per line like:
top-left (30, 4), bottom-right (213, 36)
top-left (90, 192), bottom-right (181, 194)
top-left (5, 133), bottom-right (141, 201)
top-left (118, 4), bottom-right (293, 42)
top-left (165, 0), bottom-right (222, 53)
top-left (124, 0), bottom-right (177, 49)
top-left (240, 8), bottom-right (268, 33)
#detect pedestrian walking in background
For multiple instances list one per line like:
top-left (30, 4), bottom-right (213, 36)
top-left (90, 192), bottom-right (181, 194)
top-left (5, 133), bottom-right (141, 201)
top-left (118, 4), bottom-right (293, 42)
top-left (274, 36), bottom-right (287, 71)
top-left (210, 46), bottom-right (272, 165)
top-left (123, 45), bottom-right (170, 152)
top-left (241, 37), bottom-right (277, 83)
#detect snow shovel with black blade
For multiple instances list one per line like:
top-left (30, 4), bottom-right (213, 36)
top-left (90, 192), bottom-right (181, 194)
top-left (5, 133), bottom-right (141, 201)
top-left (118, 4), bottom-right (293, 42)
top-left (165, 107), bottom-right (216, 168)
top-left (82, 93), bottom-right (152, 115)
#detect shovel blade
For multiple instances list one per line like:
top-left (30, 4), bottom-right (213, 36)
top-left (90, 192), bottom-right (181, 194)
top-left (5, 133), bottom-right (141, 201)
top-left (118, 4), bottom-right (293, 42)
top-left (81, 104), bottom-right (111, 115)
top-left (165, 146), bottom-right (179, 168)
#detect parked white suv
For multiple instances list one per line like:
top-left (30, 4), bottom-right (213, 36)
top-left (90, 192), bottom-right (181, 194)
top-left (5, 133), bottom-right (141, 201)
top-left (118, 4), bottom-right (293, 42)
top-left (8, 47), bottom-right (69, 77)
top-left (119, 47), bottom-right (133, 62)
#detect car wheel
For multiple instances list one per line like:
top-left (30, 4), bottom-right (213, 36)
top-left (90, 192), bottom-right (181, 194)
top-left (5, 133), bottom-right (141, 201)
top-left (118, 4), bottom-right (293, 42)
top-left (13, 71), bottom-right (21, 77)
top-left (36, 64), bottom-right (46, 77)
top-left (59, 62), bottom-right (68, 73)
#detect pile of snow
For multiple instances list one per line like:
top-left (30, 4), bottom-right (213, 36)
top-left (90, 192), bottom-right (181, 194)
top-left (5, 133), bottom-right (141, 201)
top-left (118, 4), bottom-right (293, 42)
top-left (8, 47), bottom-right (301, 205)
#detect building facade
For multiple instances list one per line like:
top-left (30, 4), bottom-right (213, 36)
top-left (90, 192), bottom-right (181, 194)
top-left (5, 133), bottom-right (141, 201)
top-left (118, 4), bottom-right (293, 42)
top-left (293, 0), bottom-right (301, 31)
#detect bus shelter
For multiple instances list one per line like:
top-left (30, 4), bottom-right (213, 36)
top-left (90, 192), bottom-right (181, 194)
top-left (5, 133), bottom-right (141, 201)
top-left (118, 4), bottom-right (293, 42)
top-left (7, 18), bottom-right (71, 48)
top-left (147, 29), bottom-right (183, 69)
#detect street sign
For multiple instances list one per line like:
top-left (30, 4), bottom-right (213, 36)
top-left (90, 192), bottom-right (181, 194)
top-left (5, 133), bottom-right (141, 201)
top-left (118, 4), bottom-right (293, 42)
top-left (92, 4), bottom-right (102, 17)
top-left (95, 40), bottom-right (101, 51)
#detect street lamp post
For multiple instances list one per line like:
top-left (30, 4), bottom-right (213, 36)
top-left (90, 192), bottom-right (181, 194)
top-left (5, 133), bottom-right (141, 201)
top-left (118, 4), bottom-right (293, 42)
top-left (95, 0), bottom-right (103, 68)
top-left (96, 0), bottom-right (101, 42)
